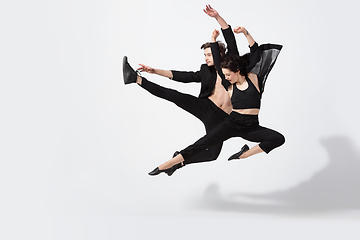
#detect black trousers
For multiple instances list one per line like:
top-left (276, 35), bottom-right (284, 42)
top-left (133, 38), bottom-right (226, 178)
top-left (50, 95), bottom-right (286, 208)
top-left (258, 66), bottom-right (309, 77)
top-left (140, 77), bottom-right (230, 165)
top-left (180, 111), bottom-right (285, 161)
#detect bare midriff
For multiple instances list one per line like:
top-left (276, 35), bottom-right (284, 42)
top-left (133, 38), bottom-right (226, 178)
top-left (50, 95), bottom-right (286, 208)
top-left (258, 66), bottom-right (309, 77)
top-left (208, 75), bottom-right (233, 115)
top-left (233, 108), bottom-right (260, 115)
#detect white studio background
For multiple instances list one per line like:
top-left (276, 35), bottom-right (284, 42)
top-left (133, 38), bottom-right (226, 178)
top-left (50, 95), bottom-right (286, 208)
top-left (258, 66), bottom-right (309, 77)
top-left (1, 0), bottom-right (360, 239)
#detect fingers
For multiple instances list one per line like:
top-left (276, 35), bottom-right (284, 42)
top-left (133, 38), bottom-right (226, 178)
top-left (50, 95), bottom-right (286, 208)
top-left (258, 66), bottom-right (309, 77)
top-left (137, 64), bottom-right (151, 72)
top-left (233, 26), bottom-right (242, 33)
top-left (204, 4), bottom-right (211, 14)
top-left (136, 64), bottom-right (145, 70)
top-left (204, 4), bottom-right (211, 13)
top-left (212, 29), bottom-right (219, 34)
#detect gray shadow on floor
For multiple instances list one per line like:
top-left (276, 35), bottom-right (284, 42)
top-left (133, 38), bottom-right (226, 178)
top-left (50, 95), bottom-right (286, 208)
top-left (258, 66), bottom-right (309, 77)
top-left (200, 136), bottom-right (360, 216)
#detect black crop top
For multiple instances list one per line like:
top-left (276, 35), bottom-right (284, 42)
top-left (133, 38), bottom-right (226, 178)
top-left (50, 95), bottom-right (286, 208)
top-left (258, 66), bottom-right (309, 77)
top-left (231, 76), bottom-right (261, 109)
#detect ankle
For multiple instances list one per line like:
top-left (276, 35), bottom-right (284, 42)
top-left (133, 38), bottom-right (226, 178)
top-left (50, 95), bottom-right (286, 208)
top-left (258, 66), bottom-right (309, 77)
top-left (239, 152), bottom-right (248, 159)
top-left (136, 75), bottom-right (142, 85)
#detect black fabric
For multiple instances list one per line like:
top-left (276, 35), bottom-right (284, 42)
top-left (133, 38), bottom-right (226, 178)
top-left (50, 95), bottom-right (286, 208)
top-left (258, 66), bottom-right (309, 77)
top-left (180, 111), bottom-right (285, 161)
top-left (222, 26), bottom-right (240, 56)
top-left (140, 77), bottom-right (230, 165)
top-left (171, 64), bottom-right (217, 99)
top-left (171, 26), bottom-right (239, 98)
top-left (211, 40), bottom-right (282, 98)
top-left (179, 37), bottom-right (285, 161)
top-left (246, 43), bottom-right (283, 97)
top-left (231, 75), bottom-right (261, 109)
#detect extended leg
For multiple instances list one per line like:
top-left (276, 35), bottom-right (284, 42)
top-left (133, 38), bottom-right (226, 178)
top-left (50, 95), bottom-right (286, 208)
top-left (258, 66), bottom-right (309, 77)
top-left (236, 125), bottom-right (285, 159)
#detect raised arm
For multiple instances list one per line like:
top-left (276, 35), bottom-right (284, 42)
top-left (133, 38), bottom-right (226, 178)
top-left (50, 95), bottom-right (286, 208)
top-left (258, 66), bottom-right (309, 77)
top-left (210, 30), bottom-right (231, 90)
top-left (204, 5), bottom-right (239, 56)
top-left (203, 4), bottom-right (228, 30)
top-left (234, 26), bottom-right (257, 49)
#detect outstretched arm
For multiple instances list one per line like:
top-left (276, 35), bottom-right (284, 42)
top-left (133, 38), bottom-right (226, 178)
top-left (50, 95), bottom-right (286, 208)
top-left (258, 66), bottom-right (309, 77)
top-left (234, 26), bottom-right (256, 48)
top-left (137, 64), bottom-right (202, 83)
top-left (137, 64), bottom-right (173, 79)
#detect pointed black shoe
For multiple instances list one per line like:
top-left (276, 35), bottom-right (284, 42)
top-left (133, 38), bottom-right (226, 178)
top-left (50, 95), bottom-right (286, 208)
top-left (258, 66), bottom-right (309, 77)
top-left (228, 144), bottom-right (250, 161)
top-left (165, 162), bottom-right (183, 176)
top-left (122, 56), bottom-right (138, 84)
top-left (148, 162), bottom-right (184, 176)
top-left (148, 167), bottom-right (168, 176)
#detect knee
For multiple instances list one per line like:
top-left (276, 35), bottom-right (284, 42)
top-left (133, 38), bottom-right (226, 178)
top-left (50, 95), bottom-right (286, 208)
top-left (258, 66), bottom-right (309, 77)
top-left (274, 133), bottom-right (285, 147)
top-left (206, 151), bottom-right (218, 161)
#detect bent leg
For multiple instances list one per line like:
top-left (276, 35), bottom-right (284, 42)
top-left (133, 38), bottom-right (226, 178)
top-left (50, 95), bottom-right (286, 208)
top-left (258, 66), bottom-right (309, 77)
top-left (183, 99), bottom-right (230, 164)
top-left (241, 126), bottom-right (285, 154)
top-left (183, 141), bottom-right (224, 164)
top-left (140, 77), bottom-right (230, 164)
top-left (180, 120), bottom-right (235, 164)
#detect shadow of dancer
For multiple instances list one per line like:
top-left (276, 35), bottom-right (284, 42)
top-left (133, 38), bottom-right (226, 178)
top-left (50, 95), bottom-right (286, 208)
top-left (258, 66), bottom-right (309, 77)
top-left (201, 136), bottom-right (360, 215)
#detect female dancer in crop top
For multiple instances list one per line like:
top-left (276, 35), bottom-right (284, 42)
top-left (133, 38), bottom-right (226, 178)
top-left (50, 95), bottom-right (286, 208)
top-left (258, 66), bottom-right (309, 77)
top-left (148, 6), bottom-right (285, 176)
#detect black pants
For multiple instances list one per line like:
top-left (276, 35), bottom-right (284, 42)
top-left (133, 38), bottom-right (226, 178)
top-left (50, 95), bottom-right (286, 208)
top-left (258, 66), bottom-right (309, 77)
top-left (180, 111), bottom-right (285, 161)
top-left (140, 77), bottom-right (230, 165)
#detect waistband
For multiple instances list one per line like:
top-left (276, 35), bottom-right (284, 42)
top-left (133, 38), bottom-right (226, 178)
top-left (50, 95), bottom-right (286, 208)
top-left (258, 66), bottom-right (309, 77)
top-left (230, 111), bottom-right (259, 120)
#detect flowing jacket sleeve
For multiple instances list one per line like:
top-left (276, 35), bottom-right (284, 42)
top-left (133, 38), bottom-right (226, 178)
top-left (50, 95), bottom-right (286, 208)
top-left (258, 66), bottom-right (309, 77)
top-left (247, 43), bottom-right (283, 96)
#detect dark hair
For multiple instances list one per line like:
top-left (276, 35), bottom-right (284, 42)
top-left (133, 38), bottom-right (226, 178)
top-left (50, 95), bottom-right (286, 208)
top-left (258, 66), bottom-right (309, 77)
top-left (220, 53), bottom-right (250, 76)
top-left (201, 41), bottom-right (226, 56)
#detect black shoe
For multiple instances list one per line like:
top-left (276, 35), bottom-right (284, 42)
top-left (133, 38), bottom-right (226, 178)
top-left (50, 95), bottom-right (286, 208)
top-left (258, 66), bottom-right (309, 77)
top-left (228, 144), bottom-right (249, 161)
top-left (165, 162), bottom-right (183, 176)
top-left (148, 162), bottom-right (184, 176)
top-left (173, 151), bottom-right (180, 158)
top-left (148, 167), bottom-right (168, 176)
top-left (122, 56), bottom-right (138, 84)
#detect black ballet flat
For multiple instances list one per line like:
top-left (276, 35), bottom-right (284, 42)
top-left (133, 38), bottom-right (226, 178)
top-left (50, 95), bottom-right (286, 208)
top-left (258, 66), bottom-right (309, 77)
top-left (148, 167), bottom-right (168, 176)
top-left (148, 151), bottom-right (183, 176)
top-left (228, 144), bottom-right (250, 161)
top-left (148, 162), bottom-right (184, 176)
top-left (165, 162), bottom-right (183, 176)
top-left (122, 56), bottom-right (138, 84)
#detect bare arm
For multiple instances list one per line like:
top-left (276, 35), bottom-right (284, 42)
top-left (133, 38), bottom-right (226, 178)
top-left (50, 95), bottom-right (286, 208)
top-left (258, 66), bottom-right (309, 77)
top-left (234, 26), bottom-right (255, 47)
top-left (205, 5), bottom-right (239, 56)
top-left (138, 64), bottom-right (203, 83)
top-left (137, 64), bottom-right (173, 79)
top-left (203, 4), bottom-right (229, 30)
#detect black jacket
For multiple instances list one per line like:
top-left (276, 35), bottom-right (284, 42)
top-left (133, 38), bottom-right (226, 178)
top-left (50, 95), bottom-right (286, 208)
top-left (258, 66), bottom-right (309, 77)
top-left (170, 26), bottom-right (239, 99)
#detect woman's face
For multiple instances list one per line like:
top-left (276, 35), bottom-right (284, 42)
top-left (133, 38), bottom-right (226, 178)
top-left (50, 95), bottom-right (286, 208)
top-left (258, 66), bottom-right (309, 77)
top-left (222, 68), bottom-right (239, 84)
